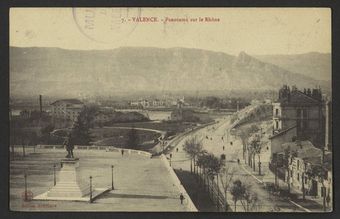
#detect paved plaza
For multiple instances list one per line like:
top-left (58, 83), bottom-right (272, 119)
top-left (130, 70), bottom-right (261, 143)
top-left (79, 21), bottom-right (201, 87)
top-left (10, 149), bottom-right (190, 211)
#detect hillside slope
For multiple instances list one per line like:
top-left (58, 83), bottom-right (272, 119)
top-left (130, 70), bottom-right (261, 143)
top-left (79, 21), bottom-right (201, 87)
top-left (10, 47), bottom-right (329, 97)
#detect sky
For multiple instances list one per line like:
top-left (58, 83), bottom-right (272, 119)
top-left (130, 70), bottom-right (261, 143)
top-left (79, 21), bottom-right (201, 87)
top-left (10, 7), bottom-right (331, 55)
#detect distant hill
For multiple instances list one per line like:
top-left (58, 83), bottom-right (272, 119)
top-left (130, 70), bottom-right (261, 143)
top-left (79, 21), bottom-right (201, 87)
top-left (10, 47), bottom-right (330, 97)
top-left (254, 52), bottom-right (331, 81)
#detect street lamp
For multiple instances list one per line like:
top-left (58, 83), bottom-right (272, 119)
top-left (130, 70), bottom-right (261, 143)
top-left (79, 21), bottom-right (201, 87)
top-left (111, 165), bottom-right (114, 190)
top-left (24, 170), bottom-right (28, 201)
top-left (53, 163), bottom-right (56, 186)
top-left (169, 153), bottom-right (172, 167)
top-left (89, 176), bottom-right (93, 203)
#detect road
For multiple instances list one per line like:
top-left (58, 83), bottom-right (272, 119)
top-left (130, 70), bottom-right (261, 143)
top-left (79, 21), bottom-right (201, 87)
top-left (169, 115), bottom-right (304, 212)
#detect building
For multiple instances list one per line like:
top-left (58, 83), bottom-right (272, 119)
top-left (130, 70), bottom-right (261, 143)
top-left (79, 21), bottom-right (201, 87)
top-left (170, 101), bottom-right (183, 121)
top-left (51, 99), bottom-right (84, 121)
top-left (129, 99), bottom-right (150, 108)
top-left (19, 109), bottom-right (31, 119)
top-left (325, 100), bottom-right (332, 151)
top-left (130, 101), bottom-right (140, 107)
top-left (270, 85), bottom-right (325, 154)
top-left (282, 141), bottom-right (332, 199)
top-left (264, 99), bottom-right (272, 104)
top-left (151, 99), bottom-right (165, 107)
top-left (269, 126), bottom-right (297, 156)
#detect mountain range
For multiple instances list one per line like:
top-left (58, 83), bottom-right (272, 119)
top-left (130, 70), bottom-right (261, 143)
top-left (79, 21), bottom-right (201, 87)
top-left (10, 47), bottom-right (331, 97)
top-left (255, 52), bottom-right (331, 81)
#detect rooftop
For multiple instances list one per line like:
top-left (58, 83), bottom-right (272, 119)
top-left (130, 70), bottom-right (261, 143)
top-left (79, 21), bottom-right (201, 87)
top-left (269, 125), bottom-right (296, 139)
top-left (282, 140), bottom-right (320, 158)
top-left (276, 85), bottom-right (323, 106)
top-left (51, 99), bottom-right (84, 105)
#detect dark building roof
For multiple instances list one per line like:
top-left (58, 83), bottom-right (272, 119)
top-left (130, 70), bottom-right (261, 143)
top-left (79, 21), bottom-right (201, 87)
top-left (279, 140), bottom-right (320, 159)
top-left (269, 125), bottom-right (296, 139)
top-left (276, 85), bottom-right (323, 106)
top-left (51, 99), bottom-right (83, 105)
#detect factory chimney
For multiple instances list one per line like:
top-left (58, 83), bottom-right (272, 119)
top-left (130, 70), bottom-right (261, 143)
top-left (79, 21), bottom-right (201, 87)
top-left (39, 95), bottom-right (43, 116)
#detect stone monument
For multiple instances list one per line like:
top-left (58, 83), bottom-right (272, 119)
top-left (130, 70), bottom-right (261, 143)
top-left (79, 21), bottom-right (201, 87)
top-left (46, 158), bottom-right (90, 198)
top-left (33, 135), bottom-right (110, 202)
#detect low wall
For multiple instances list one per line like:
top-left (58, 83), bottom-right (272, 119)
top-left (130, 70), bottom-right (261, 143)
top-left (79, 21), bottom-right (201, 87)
top-left (160, 154), bottom-right (198, 212)
top-left (34, 144), bottom-right (152, 157)
top-left (152, 121), bottom-right (218, 154)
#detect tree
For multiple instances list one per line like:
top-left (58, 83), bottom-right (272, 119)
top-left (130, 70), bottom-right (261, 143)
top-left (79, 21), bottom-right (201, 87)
top-left (40, 124), bottom-right (55, 144)
top-left (220, 166), bottom-right (236, 211)
top-left (70, 108), bottom-right (94, 145)
top-left (249, 135), bottom-right (261, 173)
top-left (126, 128), bottom-right (139, 149)
top-left (239, 180), bottom-right (260, 212)
top-left (183, 136), bottom-right (203, 173)
top-left (238, 125), bottom-right (259, 162)
top-left (10, 121), bottom-right (21, 159)
top-left (41, 124), bottom-right (55, 136)
top-left (196, 151), bottom-right (224, 210)
top-left (230, 179), bottom-right (246, 212)
top-left (283, 147), bottom-right (292, 194)
top-left (196, 150), bottom-right (210, 190)
top-left (204, 153), bottom-right (224, 210)
top-left (82, 105), bottom-right (99, 128)
top-left (239, 130), bottom-right (248, 162)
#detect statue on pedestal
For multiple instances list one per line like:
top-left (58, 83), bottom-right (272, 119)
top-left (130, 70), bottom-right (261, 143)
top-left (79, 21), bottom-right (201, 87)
top-left (63, 134), bottom-right (74, 158)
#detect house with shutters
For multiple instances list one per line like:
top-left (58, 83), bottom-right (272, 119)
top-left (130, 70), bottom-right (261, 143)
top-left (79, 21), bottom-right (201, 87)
top-left (50, 99), bottom-right (84, 121)
top-left (269, 85), bottom-right (325, 157)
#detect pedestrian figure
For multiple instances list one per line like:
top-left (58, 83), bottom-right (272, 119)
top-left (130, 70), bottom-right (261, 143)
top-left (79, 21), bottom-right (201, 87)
top-left (237, 158), bottom-right (240, 164)
top-left (180, 193), bottom-right (185, 204)
top-left (230, 141), bottom-right (233, 146)
top-left (121, 149), bottom-right (124, 156)
top-left (222, 136), bottom-right (224, 141)
top-left (176, 148), bottom-right (179, 152)
top-left (223, 146), bottom-right (225, 151)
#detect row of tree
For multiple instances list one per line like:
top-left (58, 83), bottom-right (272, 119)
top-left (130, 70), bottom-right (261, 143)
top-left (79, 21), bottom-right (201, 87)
top-left (182, 136), bottom-right (259, 212)
top-left (238, 124), bottom-right (263, 175)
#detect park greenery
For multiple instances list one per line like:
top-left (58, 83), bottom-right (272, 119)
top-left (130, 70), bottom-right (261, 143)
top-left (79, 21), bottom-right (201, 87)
top-left (126, 128), bottom-right (139, 150)
top-left (198, 96), bottom-right (250, 110)
top-left (69, 107), bottom-right (95, 145)
top-left (102, 111), bottom-right (150, 125)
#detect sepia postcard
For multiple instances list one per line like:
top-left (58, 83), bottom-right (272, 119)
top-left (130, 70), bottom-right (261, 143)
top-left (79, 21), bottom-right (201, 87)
top-left (9, 7), bottom-right (332, 212)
